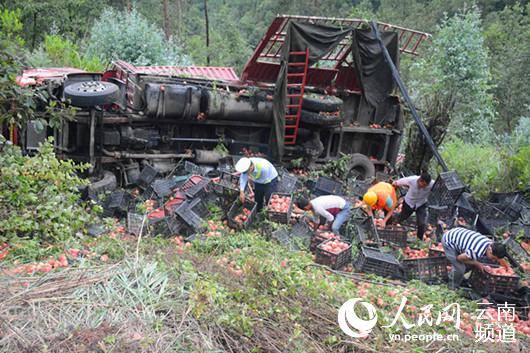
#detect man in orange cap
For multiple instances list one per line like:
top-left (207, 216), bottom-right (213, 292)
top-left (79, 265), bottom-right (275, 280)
top-left (362, 181), bottom-right (397, 228)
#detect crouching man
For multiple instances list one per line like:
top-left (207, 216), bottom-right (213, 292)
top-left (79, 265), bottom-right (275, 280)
top-left (442, 227), bottom-right (508, 289)
top-left (294, 195), bottom-right (352, 234)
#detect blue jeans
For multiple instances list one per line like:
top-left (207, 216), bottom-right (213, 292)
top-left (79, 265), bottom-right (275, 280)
top-left (332, 201), bottom-right (352, 233)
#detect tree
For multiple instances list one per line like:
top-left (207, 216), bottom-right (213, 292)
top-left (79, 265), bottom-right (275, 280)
top-left (85, 7), bottom-right (191, 66)
top-left (403, 6), bottom-right (495, 173)
top-left (484, 3), bottom-right (530, 132)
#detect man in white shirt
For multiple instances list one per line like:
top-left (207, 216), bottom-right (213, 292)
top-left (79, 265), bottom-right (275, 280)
top-left (294, 195), bottom-right (351, 234)
top-left (392, 172), bottom-right (434, 240)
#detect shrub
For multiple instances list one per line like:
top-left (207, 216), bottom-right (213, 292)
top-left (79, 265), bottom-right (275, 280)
top-left (509, 145), bottom-right (530, 191)
top-left (29, 35), bottom-right (104, 72)
top-left (0, 138), bottom-right (98, 243)
top-left (436, 138), bottom-right (508, 199)
top-left (85, 8), bottom-right (191, 66)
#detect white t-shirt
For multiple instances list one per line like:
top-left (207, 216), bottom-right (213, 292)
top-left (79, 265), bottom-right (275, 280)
top-left (311, 195), bottom-right (347, 222)
top-left (395, 176), bottom-right (434, 209)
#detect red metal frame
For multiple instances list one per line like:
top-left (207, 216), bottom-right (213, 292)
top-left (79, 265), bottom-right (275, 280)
top-left (241, 15), bottom-right (431, 89)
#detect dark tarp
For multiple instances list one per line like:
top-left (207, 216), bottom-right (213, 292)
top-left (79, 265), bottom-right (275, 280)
top-left (271, 21), bottom-right (399, 159)
top-left (272, 22), bottom-right (351, 160)
top-left (352, 28), bottom-right (399, 108)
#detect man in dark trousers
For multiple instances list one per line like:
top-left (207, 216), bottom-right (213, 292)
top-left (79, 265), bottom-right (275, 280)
top-left (442, 227), bottom-right (508, 289)
top-left (392, 172), bottom-right (434, 240)
top-left (235, 157), bottom-right (278, 211)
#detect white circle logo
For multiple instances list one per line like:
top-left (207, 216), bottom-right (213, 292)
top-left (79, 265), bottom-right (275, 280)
top-left (338, 298), bottom-right (378, 338)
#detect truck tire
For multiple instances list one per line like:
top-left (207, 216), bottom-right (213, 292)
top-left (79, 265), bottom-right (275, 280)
top-left (86, 171), bottom-right (117, 200)
top-left (300, 109), bottom-right (344, 127)
top-left (64, 81), bottom-right (119, 107)
top-left (302, 95), bottom-right (343, 112)
top-left (347, 153), bottom-right (375, 180)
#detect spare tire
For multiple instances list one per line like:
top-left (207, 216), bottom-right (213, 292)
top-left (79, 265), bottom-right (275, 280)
top-left (347, 153), bottom-right (375, 180)
top-left (300, 110), bottom-right (344, 127)
top-left (64, 81), bottom-right (119, 107)
top-left (302, 95), bottom-right (343, 112)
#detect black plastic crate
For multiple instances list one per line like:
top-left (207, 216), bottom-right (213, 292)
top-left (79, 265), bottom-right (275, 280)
top-left (165, 215), bottom-right (183, 235)
top-left (137, 165), bottom-right (158, 189)
top-left (470, 264), bottom-right (520, 295)
top-left (349, 180), bottom-right (372, 199)
top-left (503, 237), bottom-right (530, 270)
top-left (351, 218), bottom-right (380, 246)
top-left (310, 230), bottom-right (341, 253)
top-left (377, 225), bottom-right (409, 248)
top-left (313, 176), bottom-right (343, 196)
top-left (428, 171), bottom-right (465, 207)
top-left (127, 212), bottom-right (145, 235)
top-left (106, 189), bottom-right (131, 213)
top-left (189, 198), bottom-right (210, 219)
top-left (521, 207), bottom-right (530, 224)
top-left (184, 161), bottom-right (208, 176)
top-left (267, 193), bottom-right (293, 224)
top-left (315, 239), bottom-right (352, 270)
top-left (477, 218), bottom-right (510, 238)
top-left (508, 222), bottom-right (530, 238)
top-left (276, 171), bottom-right (298, 194)
top-left (148, 216), bottom-right (167, 236)
top-left (184, 177), bottom-right (211, 199)
top-left (402, 256), bottom-right (449, 283)
top-left (353, 246), bottom-right (403, 278)
top-left (174, 201), bottom-right (205, 230)
top-left (504, 194), bottom-right (530, 221)
top-left (227, 199), bottom-right (257, 229)
top-left (151, 178), bottom-right (178, 199)
top-left (489, 291), bottom-right (530, 321)
top-left (427, 205), bottom-right (455, 225)
top-left (290, 221), bottom-right (313, 249)
top-left (350, 207), bottom-right (368, 221)
top-left (270, 228), bottom-right (299, 251)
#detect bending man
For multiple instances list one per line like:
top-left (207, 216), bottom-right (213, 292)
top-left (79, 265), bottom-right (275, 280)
top-left (362, 181), bottom-right (397, 228)
top-left (294, 195), bottom-right (352, 234)
top-left (442, 227), bottom-right (507, 289)
top-left (235, 157), bottom-right (278, 211)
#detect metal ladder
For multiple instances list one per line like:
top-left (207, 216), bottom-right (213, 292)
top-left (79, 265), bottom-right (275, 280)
top-left (284, 48), bottom-right (309, 145)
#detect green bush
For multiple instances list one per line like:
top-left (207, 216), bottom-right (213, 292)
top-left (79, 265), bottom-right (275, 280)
top-left (436, 135), bottom-right (530, 199)
top-left (509, 145), bottom-right (530, 191)
top-left (29, 35), bottom-right (104, 72)
top-left (436, 138), bottom-right (508, 199)
top-left (0, 138), bottom-right (98, 243)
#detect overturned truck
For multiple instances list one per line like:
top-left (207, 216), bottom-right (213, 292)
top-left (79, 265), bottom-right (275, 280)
top-left (11, 15), bottom-right (429, 186)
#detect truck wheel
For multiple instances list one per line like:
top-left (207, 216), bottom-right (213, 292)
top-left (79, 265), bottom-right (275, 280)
top-left (302, 95), bottom-right (343, 112)
top-left (64, 81), bottom-right (119, 107)
top-left (347, 153), bottom-right (375, 180)
top-left (300, 109), bottom-right (344, 127)
top-left (86, 171), bottom-right (117, 200)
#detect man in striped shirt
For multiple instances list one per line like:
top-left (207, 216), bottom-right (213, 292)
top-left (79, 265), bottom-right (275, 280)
top-left (442, 227), bottom-right (507, 289)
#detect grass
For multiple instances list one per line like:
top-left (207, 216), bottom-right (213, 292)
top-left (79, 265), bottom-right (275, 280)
top-left (1, 222), bottom-right (528, 353)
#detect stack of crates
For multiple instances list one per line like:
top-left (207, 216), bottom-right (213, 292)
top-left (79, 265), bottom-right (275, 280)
top-left (428, 171), bottom-right (465, 207)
